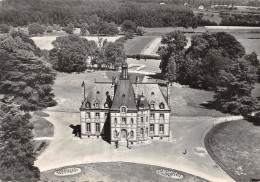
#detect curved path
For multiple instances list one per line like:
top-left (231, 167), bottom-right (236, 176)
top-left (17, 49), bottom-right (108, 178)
top-left (35, 111), bottom-right (239, 182)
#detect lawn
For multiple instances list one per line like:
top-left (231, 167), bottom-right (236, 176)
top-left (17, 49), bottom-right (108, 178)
top-left (41, 162), bottom-right (208, 182)
top-left (159, 85), bottom-right (229, 117)
top-left (32, 35), bottom-right (121, 50)
top-left (124, 36), bottom-right (156, 55)
top-left (205, 120), bottom-right (260, 181)
top-left (31, 112), bottom-right (53, 138)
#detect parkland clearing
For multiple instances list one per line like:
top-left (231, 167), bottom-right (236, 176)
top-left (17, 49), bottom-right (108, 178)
top-left (0, 0), bottom-right (260, 181)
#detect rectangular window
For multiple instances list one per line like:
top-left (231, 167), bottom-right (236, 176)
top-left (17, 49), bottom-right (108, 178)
top-left (141, 117), bottom-right (143, 123)
top-left (86, 123), bottom-right (91, 132)
top-left (114, 130), bottom-right (117, 138)
top-left (105, 113), bottom-right (108, 118)
top-left (150, 113), bottom-right (154, 119)
top-left (159, 124), bottom-right (164, 133)
top-left (96, 123), bottom-right (100, 132)
top-left (160, 114), bottom-right (164, 119)
top-left (86, 112), bottom-right (90, 119)
top-left (95, 113), bottom-right (100, 118)
top-left (130, 131), bottom-right (134, 138)
top-left (150, 124), bottom-right (154, 133)
top-left (122, 117), bottom-right (126, 124)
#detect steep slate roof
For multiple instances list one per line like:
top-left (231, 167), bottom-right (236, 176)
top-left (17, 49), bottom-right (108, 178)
top-left (110, 79), bottom-right (137, 111)
top-left (80, 83), bottom-right (112, 110)
top-left (133, 83), bottom-right (170, 111)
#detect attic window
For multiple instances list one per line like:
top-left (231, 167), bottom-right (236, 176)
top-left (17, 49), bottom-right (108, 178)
top-left (121, 106), bottom-right (126, 113)
top-left (151, 92), bottom-right (154, 95)
top-left (159, 103), bottom-right (165, 109)
top-left (85, 102), bottom-right (90, 108)
top-left (122, 94), bottom-right (125, 98)
top-left (94, 103), bottom-right (99, 108)
top-left (140, 104), bottom-right (144, 108)
top-left (104, 102), bottom-right (109, 108)
top-left (150, 101), bottom-right (155, 110)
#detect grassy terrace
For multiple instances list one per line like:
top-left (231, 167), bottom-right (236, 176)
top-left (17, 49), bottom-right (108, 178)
top-left (205, 120), bottom-right (260, 181)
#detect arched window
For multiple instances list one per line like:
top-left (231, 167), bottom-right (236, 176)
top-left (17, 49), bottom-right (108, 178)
top-left (140, 104), bottom-right (144, 109)
top-left (104, 102), bottom-right (108, 108)
top-left (130, 118), bottom-right (134, 125)
top-left (121, 106), bottom-right (126, 113)
top-left (85, 102), bottom-right (90, 108)
top-left (159, 102), bottom-right (164, 109)
top-left (114, 118), bottom-right (117, 125)
top-left (114, 130), bottom-right (118, 138)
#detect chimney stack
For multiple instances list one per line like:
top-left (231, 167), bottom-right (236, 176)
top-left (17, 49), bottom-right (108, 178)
top-left (134, 76), bottom-right (139, 100)
top-left (81, 81), bottom-right (85, 103)
top-left (167, 82), bottom-right (170, 108)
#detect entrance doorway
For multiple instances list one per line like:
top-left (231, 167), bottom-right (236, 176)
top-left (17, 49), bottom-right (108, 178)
top-left (121, 129), bottom-right (127, 141)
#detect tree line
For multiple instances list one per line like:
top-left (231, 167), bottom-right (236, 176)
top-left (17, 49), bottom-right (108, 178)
top-left (220, 13), bottom-right (260, 27)
top-left (49, 34), bottom-right (126, 72)
top-left (0, 0), bottom-right (212, 28)
top-left (158, 31), bottom-right (260, 120)
top-left (0, 30), bottom-right (57, 181)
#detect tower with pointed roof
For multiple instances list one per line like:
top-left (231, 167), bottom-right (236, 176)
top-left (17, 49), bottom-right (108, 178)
top-left (80, 62), bottom-right (171, 147)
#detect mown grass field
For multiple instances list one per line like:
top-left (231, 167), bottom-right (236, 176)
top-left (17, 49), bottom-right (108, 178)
top-left (31, 112), bottom-right (53, 138)
top-left (124, 36), bottom-right (156, 55)
top-left (205, 120), bottom-right (260, 181)
top-left (41, 162), bottom-right (208, 182)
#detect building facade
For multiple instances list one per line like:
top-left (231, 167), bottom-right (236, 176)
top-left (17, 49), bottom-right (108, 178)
top-left (79, 62), bottom-right (171, 147)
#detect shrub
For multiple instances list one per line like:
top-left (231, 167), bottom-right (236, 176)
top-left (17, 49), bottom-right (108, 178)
top-left (28, 23), bottom-right (45, 35)
top-left (0, 24), bottom-right (10, 33)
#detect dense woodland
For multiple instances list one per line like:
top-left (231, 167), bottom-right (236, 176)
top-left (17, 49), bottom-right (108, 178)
top-left (0, 0), bottom-right (206, 28)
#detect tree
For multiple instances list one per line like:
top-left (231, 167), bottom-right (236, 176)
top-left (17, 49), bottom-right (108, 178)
top-left (0, 24), bottom-right (10, 33)
top-left (80, 23), bottom-right (89, 36)
top-left (46, 26), bottom-right (53, 33)
top-left (104, 42), bottom-right (126, 69)
top-left (49, 34), bottom-right (90, 72)
top-left (165, 56), bottom-right (177, 84)
top-left (64, 23), bottom-right (74, 34)
top-left (157, 31), bottom-right (187, 75)
top-left (121, 20), bottom-right (137, 33)
top-left (125, 31), bottom-right (134, 39)
top-left (136, 26), bottom-right (145, 36)
top-left (28, 23), bottom-right (45, 35)
top-left (0, 31), bottom-right (56, 111)
top-left (214, 57), bottom-right (258, 116)
top-left (213, 32), bottom-right (245, 59)
top-left (0, 103), bottom-right (40, 181)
